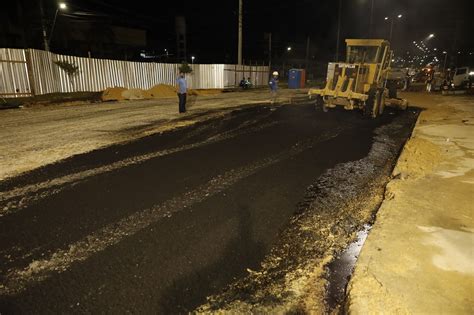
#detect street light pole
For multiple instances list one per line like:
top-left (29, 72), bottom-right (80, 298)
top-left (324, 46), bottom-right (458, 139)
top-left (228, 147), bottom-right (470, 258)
top-left (369, 0), bottom-right (375, 37)
top-left (443, 51), bottom-right (448, 72)
top-left (335, 0), bottom-right (342, 61)
top-left (237, 0), bottom-right (243, 65)
top-left (49, 3), bottom-right (67, 46)
top-left (39, 1), bottom-right (67, 51)
top-left (385, 14), bottom-right (402, 42)
top-left (389, 18), bottom-right (394, 42)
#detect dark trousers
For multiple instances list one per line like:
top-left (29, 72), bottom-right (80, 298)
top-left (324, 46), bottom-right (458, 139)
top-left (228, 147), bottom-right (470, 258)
top-left (178, 93), bottom-right (187, 113)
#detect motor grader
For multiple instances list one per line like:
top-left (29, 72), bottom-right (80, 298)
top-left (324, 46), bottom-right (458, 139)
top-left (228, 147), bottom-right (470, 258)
top-left (308, 39), bottom-right (408, 118)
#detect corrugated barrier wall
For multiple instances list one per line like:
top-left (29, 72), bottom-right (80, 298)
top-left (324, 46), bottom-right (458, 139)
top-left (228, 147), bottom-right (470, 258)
top-left (0, 48), bottom-right (269, 98)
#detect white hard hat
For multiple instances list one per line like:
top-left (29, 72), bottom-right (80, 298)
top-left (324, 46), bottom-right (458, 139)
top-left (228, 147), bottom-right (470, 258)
top-left (272, 71), bottom-right (279, 76)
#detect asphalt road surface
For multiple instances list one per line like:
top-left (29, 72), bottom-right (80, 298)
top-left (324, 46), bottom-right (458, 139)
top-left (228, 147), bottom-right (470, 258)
top-left (0, 103), bottom-right (413, 313)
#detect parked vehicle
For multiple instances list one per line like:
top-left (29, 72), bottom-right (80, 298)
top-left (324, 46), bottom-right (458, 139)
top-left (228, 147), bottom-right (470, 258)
top-left (452, 67), bottom-right (473, 89)
top-left (387, 67), bottom-right (409, 90)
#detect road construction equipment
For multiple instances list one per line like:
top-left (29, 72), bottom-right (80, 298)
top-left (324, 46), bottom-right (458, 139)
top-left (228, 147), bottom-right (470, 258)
top-left (308, 39), bottom-right (408, 118)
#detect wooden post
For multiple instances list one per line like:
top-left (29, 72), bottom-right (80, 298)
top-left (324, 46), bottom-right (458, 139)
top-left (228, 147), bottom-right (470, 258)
top-left (25, 49), bottom-right (36, 96)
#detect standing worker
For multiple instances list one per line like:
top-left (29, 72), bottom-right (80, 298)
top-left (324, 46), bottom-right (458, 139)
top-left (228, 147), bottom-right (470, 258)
top-left (177, 72), bottom-right (187, 113)
top-left (269, 71), bottom-right (279, 104)
top-left (426, 68), bottom-right (434, 93)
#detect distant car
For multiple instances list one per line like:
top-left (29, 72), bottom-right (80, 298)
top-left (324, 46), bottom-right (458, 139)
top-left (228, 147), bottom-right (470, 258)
top-left (387, 67), bottom-right (409, 89)
top-left (452, 67), bottom-right (473, 89)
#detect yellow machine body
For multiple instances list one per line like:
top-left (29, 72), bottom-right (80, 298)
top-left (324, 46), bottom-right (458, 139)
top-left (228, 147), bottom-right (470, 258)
top-left (309, 39), bottom-right (408, 117)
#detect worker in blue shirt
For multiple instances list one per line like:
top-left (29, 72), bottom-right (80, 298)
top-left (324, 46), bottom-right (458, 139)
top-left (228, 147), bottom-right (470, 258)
top-left (177, 73), bottom-right (187, 113)
top-left (269, 71), bottom-right (279, 104)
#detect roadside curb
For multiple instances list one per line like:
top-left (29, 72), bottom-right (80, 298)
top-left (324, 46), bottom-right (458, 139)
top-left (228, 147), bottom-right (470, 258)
top-left (345, 93), bottom-right (474, 314)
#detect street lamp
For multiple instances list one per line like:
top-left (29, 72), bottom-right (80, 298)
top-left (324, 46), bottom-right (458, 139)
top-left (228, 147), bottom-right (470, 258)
top-left (384, 14), bottom-right (403, 42)
top-left (287, 47), bottom-right (292, 52)
top-left (49, 2), bottom-right (67, 47)
top-left (442, 51), bottom-right (448, 72)
top-left (191, 56), bottom-right (195, 64)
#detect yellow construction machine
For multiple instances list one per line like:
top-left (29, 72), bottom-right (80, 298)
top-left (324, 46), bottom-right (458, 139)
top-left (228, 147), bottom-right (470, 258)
top-left (308, 39), bottom-right (408, 118)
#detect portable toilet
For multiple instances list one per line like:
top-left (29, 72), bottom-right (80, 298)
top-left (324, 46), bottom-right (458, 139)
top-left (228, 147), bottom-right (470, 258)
top-left (288, 69), bottom-right (306, 89)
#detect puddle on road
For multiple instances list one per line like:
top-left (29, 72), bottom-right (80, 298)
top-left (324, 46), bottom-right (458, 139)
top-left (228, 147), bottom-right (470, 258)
top-left (325, 224), bottom-right (371, 311)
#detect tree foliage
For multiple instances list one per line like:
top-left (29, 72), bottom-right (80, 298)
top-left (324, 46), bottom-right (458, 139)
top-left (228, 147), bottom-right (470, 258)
top-left (54, 60), bottom-right (80, 91)
top-left (179, 62), bottom-right (193, 74)
top-left (54, 60), bottom-right (80, 77)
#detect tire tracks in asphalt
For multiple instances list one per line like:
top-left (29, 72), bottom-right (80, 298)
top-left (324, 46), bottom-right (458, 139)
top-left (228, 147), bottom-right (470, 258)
top-left (0, 117), bottom-right (277, 217)
top-left (0, 131), bottom-right (341, 296)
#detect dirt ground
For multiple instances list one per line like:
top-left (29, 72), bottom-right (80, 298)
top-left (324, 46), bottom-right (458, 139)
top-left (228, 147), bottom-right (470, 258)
top-left (348, 92), bottom-right (474, 314)
top-left (0, 89), bottom-right (306, 181)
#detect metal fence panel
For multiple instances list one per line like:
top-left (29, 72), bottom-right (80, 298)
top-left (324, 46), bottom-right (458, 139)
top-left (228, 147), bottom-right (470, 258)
top-left (0, 48), bottom-right (31, 97)
top-left (0, 48), bottom-right (269, 97)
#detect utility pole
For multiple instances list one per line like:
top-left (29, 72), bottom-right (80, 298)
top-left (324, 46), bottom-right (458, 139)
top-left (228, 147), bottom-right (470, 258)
top-left (335, 0), bottom-right (342, 61)
top-left (238, 0), bottom-right (243, 65)
top-left (39, 0), bottom-right (50, 51)
top-left (305, 36), bottom-right (310, 70)
top-left (369, 0), bottom-right (375, 37)
top-left (268, 32), bottom-right (272, 71)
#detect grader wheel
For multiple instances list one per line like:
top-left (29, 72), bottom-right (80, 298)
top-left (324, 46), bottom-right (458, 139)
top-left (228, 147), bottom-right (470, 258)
top-left (315, 95), bottom-right (324, 110)
top-left (364, 88), bottom-right (386, 118)
top-left (364, 88), bottom-right (378, 118)
top-left (378, 90), bottom-right (386, 115)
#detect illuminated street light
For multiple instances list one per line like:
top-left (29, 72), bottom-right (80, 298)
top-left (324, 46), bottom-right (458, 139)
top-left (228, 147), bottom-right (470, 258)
top-left (428, 34), bottom-right (435, 39)
top-left (48, 2), bottom-right (68, 48)
top-left (385, 14), bottom-right (403, 41)
top-left (191, 56), bottom-right (195, 64)
top-left (442, 51), bottom-right (448, 71)
top-left (287, 47), bottom-right (292, 52)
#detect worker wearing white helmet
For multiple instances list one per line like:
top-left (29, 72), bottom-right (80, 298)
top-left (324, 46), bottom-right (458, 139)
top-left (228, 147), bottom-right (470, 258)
top-left (269, 71), bottom-right (279, 104)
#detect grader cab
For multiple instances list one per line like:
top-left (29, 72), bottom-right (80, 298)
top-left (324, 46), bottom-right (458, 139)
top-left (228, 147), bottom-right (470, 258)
top-left (308, 39), bottom-right (408, 118)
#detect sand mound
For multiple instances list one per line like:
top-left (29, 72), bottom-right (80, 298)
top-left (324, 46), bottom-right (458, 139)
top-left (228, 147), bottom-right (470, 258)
top-left (122, 88), bottom-right (152, 100)
top-left (394, 137), bottom-right (442, 178)
top-left (101, 84), bottom-right (178, 101)
top-left (147, 84), bottom-right (177, 98)
top-left (102, 87), bottom-right (127, 101)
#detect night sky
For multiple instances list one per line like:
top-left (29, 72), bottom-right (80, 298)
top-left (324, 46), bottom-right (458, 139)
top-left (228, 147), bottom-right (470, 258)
top-left (5, 0), bottom-right (474, 64)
